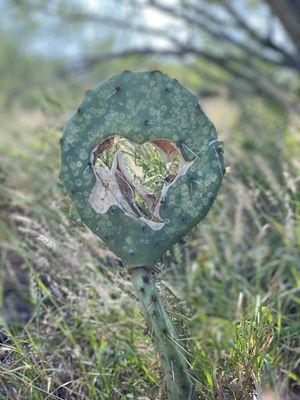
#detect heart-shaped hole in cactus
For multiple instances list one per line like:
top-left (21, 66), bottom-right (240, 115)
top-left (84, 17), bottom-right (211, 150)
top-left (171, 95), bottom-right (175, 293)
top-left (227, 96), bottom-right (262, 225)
top-left (88, 135), bottom-right (194, 230)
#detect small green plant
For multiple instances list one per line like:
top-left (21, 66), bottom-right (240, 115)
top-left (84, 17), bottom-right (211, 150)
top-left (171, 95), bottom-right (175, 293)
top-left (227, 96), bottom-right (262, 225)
top-left (60, 71), bottom-right (224, 399)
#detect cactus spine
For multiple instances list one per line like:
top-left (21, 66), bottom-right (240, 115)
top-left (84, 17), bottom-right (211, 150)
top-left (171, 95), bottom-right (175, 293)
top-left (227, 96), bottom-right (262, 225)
top-left (131, 267), bottom-right (194, 400)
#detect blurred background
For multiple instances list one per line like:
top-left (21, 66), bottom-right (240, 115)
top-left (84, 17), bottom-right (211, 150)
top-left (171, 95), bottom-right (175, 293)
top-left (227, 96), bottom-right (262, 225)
top-left (0, 1), bottom-right (299, 399)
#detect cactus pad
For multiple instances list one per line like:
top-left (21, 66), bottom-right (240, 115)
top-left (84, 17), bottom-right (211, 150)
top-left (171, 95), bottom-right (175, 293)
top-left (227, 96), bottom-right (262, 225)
top-left (60, 71), bottom-right (224, 268)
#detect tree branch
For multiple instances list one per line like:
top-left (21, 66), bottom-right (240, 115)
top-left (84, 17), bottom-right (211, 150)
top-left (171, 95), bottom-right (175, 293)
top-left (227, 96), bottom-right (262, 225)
top-left (61, 9), bottom-right (266, 80)
top-left (220, 0), bottom-right (300, 69)
top-left (147, 0), bottom-right (294, 69)
top-left (74, 45), bottom-right (299, 111)
top-left (60, 11), bottom-right (183, 48)
top-left (265, 0), bottom-right (300, 53)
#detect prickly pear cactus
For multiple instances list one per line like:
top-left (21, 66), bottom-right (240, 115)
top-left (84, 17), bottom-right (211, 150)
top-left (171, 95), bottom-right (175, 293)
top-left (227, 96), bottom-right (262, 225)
top-left (60, 71), bottom-right (224, 268)
top-left (61, 71), bottom-right (224, 400)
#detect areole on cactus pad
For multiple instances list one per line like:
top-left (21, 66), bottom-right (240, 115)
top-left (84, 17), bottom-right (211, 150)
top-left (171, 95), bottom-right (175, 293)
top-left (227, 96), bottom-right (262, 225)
top-left (60, 71), bottom-right (224, 268)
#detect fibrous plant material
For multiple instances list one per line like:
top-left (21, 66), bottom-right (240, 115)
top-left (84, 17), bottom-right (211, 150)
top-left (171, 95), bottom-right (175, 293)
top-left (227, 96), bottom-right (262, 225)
top-left (89, 135), bottom-right (192, 232)
top-left (60, 71), bottom-right (224, 399)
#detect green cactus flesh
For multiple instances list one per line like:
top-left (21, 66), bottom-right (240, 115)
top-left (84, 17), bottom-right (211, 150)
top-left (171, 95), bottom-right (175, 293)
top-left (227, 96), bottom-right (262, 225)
top-left (60, 71), bottom-right (224, 268)
top-left (131, 267), bottom-right (195, 400)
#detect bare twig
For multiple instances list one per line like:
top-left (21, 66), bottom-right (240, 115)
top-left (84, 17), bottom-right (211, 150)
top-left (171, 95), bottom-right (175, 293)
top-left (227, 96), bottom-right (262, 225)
top-left (147, 0), bottom-right (293, 69)
top-left (220, 0), bottom-right (300, 69)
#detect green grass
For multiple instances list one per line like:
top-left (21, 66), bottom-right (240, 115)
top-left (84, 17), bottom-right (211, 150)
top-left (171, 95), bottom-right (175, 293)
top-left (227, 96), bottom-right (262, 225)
top-left (0, 73), bottom-right (299, 400)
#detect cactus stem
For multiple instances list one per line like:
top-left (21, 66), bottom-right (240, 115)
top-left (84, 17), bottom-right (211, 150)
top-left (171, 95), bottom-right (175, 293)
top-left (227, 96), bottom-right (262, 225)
top-left (131, 267), bottom-right (195, 400)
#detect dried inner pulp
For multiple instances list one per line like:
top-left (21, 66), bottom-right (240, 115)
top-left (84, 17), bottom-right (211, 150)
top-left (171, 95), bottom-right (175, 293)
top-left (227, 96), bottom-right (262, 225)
top-left (88, 135), bottom-right (193, 230)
